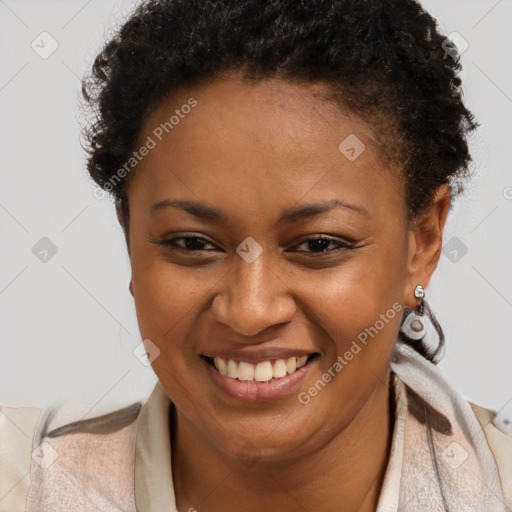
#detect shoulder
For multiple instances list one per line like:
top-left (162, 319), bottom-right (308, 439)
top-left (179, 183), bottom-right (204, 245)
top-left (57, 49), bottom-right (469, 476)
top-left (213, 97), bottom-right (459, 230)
top-left (0, 405), bottom-right (42, 512)
top-left (469, 400), bottom-right (512, 509)
top-left (28, 401), bottom-right (142, 511)
top-left (0, 401), bottom-right (143, 512)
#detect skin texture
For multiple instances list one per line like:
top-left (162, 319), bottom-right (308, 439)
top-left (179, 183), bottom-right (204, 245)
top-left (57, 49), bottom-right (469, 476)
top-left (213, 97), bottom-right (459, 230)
top-left (118, 71), bottom-right (451, 512)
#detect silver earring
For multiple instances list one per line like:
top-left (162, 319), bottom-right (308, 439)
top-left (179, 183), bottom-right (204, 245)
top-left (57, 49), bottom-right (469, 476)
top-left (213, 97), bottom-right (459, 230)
top-left (399, 284), bottom-right (445, 363)
top-left (414, 284), bottom-right (425, 316)
top-left (400, 284), bottom-right (427, 340)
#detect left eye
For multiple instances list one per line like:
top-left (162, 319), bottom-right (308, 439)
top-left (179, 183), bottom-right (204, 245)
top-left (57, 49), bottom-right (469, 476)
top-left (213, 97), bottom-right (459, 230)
top-left (156, 235), bottom-right (352, 254)
top-left (292, 236), bottom-right (353, 253)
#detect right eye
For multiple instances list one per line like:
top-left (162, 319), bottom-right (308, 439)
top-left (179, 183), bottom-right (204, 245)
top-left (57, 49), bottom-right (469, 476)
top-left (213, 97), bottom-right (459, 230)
top-left (155, 235), bottom-right (219, 252)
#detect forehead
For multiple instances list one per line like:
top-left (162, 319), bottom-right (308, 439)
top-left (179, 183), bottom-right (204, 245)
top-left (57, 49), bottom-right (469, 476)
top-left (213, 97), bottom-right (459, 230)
top-left (138, 72), bottom-right (377, 157)
top-left (127, 72), bottom-right (404, 222)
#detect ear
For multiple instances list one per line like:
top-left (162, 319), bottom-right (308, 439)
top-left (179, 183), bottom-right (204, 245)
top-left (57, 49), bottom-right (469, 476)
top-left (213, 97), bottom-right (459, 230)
top-left (116, 203), bottom-right (125, 228)
top-left (116, 203), bottom-right (134, 297)
top-left (116, 202), bottom-right (131, 256)
top-left (403, 183), bottom-right (451, 308)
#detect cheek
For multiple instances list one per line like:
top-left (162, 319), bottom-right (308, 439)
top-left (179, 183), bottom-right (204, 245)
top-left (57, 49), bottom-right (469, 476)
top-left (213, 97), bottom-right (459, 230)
top-left (131, 257), bottom-right (211, 342)
top-left (130, 260), bottom-right (214, 406)
top-left (301, 243), bottom-right (407, 410)
top-left (310, 240), bottom-right (406, 339)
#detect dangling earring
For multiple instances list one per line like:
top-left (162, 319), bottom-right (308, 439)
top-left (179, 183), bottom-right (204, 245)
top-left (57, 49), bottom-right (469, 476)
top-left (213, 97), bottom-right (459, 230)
top-left (400, 284), bottom-right (427, 340)
top-left (399, 284), bottom-right (445, 363)
top-left (414, 284), bottom-right (425, 316)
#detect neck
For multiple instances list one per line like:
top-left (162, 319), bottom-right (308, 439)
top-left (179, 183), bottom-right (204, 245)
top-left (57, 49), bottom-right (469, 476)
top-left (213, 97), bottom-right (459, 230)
top-left (171, 372), bottom-right (394, 512)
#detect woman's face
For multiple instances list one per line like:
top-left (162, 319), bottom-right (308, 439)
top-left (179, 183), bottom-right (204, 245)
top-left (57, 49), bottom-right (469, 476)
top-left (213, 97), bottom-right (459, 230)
top-left (124, 72), bottom-right (423, 461)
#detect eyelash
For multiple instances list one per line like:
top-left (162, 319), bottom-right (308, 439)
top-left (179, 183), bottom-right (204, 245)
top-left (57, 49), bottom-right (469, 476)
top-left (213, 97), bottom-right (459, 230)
top-left (154, 234), bottom-right (355, 254)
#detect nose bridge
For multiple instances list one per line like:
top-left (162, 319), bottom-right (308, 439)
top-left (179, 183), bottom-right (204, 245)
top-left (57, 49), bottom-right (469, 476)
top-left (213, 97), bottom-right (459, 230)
top-left (211, 249), bottom-right (295, 336)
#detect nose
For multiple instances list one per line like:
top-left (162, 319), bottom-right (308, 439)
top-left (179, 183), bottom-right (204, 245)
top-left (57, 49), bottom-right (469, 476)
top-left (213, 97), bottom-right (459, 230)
top-left (210, 253), bottom-right (296, 338)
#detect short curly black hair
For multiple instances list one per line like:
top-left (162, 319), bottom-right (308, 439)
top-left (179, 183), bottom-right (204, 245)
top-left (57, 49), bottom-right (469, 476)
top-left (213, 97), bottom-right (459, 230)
top-left (81, 0), bottom-right (479, 363)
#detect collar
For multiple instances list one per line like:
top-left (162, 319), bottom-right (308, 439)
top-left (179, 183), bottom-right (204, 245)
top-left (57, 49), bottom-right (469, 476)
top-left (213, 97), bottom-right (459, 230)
top-left (134, 380), bottom-right (177, 511)
top-left (375, 372), bottom-right (408, 511)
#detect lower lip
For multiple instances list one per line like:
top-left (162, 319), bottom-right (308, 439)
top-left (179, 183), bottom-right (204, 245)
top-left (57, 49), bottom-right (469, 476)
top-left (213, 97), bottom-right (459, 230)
top-left (203, 357), bottom-right (316, 403)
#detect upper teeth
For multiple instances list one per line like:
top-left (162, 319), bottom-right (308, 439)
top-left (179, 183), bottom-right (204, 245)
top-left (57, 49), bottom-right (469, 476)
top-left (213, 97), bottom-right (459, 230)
top-left (213, 356), bottom-right (309, 382)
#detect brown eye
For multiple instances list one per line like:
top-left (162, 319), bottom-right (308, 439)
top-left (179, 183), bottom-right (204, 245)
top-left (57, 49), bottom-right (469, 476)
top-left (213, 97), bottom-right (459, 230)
top-left (156, 235), bottom-right (218, 252)
top-left (292, 236), bottom-right (354, 254)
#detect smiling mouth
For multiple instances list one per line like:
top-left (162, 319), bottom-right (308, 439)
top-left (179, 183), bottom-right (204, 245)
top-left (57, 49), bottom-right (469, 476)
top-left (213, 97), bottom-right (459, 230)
top-left (202, 354), bottom-right (319, 383)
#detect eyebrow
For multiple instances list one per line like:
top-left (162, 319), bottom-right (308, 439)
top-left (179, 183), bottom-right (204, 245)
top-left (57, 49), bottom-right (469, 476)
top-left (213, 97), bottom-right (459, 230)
top-left (150, 198), bottom-right (369, 223)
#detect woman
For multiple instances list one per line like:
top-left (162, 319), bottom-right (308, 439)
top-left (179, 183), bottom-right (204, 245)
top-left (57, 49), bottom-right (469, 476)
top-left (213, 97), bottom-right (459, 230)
top-left (1, 0), bottom-right (511, 511)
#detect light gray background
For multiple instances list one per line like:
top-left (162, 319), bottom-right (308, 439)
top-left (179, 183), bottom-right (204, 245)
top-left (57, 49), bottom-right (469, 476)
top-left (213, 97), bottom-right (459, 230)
top-left (1, 0), bottom-right (511, 417)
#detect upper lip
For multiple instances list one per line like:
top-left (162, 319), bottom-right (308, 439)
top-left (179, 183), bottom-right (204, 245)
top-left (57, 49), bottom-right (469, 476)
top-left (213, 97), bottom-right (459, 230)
top-left (201, 348), bottom-right (319, 364)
